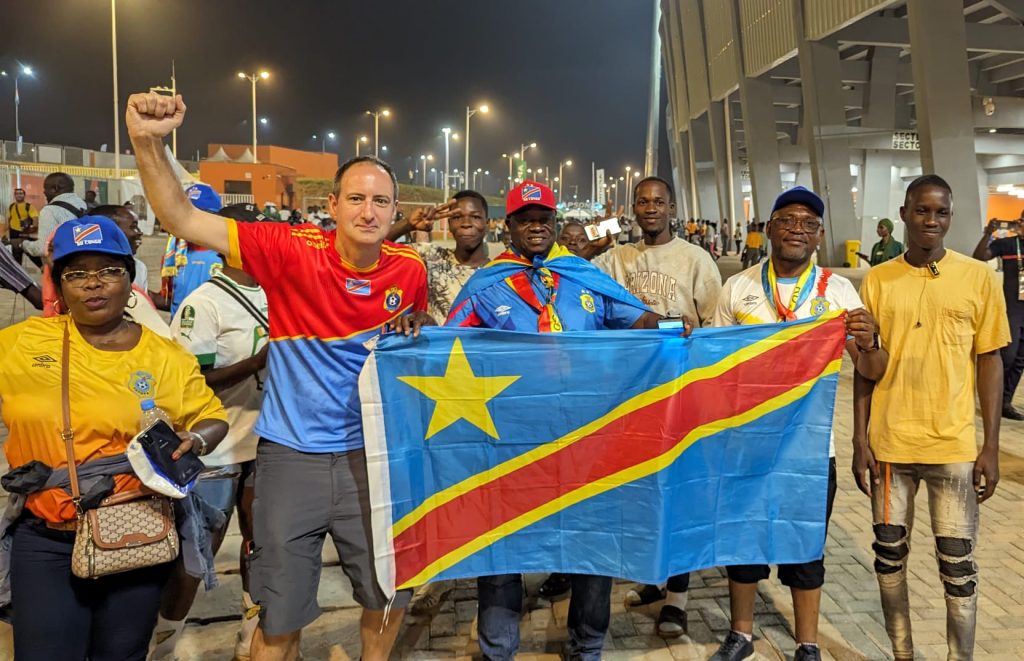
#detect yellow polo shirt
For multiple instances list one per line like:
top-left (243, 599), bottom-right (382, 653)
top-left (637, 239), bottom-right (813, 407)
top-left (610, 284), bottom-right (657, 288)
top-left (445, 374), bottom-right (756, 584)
top-left (860, 251), bottom-right (1009, 464)
top-left (0, 316), bottom-right (227, 522)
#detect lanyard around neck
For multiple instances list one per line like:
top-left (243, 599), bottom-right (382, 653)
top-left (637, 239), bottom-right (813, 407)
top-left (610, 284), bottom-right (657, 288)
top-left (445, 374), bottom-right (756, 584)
top-left (762, 260), bottom-right (815, 322)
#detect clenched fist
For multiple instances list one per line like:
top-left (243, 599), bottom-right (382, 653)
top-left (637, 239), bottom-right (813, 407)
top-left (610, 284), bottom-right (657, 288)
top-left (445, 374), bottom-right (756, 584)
top-left (126, 92), bottom-right (186, 141)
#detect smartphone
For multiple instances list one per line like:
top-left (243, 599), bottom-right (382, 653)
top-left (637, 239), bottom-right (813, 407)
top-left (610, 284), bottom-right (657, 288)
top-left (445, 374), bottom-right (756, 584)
top-left (992, 220), bottom-right (1019, 239)
top-left (657, 317), bottom-right (686, 329)
top-left (585, 218), bottom-right (623, 241)
top-left (136, 420), bottom-right (205, 487)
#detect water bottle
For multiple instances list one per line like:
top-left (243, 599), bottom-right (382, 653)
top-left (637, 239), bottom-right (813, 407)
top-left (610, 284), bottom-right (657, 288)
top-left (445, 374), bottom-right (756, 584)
top-left (139, 398), bottom-right (172, 431)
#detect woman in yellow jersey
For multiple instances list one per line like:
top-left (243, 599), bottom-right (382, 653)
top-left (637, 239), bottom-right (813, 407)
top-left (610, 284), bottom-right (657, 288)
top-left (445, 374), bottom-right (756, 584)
top-left (0, 216), bottom-right (228, 660)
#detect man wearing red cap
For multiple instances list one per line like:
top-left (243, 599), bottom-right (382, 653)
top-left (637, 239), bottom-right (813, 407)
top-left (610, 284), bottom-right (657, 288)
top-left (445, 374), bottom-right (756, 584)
top-left (448, 180), bottom-right (665, 661)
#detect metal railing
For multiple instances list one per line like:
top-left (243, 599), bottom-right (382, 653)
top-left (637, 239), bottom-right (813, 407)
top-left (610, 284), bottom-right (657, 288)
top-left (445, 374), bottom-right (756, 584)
top-left (221, 193), bottom-right (255, 206)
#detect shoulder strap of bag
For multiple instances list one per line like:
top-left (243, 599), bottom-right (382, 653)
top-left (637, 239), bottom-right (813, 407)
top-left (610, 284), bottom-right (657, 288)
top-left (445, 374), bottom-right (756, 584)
top-left (61, 322), bottom-right (82, 510)
top-left (50, 201), bottom-right (86, 218)
top-left (209, 276), bottom-right (270, 332)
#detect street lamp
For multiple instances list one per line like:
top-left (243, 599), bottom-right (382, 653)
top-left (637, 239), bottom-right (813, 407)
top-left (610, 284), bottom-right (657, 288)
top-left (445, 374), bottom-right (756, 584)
top-left (237, 70), bottom-right (270, 163)
top-left (1, 64), bottom-right (33, 156)
top-left (313, 131), bottom-right (336, 153)
top-left (111, 0), bottom-right (120, 176)
top-left (420, 154), bottom-right (433, 186)
top-left (365, 108), bottom-right (391, 156)
top-left (442, 127), bottom-right (452, 200)
top-left (519, 142), bottom-right (537, 182)
top-left (625, 166), bottom-right (633, 210)
top-left (355, 135), bottom-right (368, 157)
top-left (148, 61), bottom-right (178, 157)
top-left (465, 103), bottom-right (489, 184)
top-left (557, 159), bottom-right (573, 204)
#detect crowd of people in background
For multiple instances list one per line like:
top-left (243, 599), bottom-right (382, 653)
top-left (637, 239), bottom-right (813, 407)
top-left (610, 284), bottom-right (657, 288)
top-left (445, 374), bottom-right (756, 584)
top-left (0, 89), bottom-right (1016, 661)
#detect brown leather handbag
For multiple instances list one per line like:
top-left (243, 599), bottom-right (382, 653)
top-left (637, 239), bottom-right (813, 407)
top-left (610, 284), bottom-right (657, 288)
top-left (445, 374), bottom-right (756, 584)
top-left (60, 323), bottom-right (179, 579)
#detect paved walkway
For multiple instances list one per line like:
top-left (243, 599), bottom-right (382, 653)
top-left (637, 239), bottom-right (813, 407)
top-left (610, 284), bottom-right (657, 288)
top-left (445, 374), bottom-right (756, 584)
top-left (1, 238), bottom-right (1023, 659)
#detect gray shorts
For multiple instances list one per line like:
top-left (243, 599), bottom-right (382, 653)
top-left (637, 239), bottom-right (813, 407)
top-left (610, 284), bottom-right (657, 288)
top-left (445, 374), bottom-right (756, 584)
top-left (249, 440), bottom-right (411, 635)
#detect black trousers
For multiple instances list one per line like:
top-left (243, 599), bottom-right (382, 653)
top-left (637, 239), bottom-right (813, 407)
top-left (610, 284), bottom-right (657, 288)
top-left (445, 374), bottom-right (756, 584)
top-left (10, 518), bottom-right (171, 661)
top-left (1003, 308), bottom-right (1024, 405)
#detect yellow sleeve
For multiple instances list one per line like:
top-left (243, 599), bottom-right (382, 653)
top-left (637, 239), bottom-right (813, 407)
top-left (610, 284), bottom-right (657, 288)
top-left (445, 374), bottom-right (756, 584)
top-left (974, 269), bottom-right (1011, 355)
top-left (859, 270), bottom-right (877, 315)
top-left (0, 322), bottom-right (24, 370)
top-left (225, 218), bottom-right (243, 269)
top-left (168, 345), bottom-right (228, 430)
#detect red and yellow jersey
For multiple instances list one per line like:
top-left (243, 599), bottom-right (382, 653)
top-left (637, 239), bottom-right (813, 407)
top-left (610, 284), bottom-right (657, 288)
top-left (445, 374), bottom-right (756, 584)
top-left (0, 316), bottom-right (226, 522)
top-left (226, 221), bottom-right (427, 452)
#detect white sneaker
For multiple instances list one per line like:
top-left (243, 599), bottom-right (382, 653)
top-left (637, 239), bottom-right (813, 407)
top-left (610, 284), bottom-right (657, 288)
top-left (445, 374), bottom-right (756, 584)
top-left (148, 617), bottom-right (185, 661)
top-left (233, 598), bottom-right (261, 660)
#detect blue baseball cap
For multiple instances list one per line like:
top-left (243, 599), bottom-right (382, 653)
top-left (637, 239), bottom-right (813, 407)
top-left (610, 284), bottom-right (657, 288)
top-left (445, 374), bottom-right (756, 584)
top-left (185, 183), bottom-right (222, 212)
top-left (51, 216), bottom-right (133, 263)
top-left (771, 186), bottom-right (825, 218)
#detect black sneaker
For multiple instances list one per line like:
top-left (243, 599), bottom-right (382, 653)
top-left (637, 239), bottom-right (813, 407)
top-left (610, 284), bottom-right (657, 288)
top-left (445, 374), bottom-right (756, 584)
top-left (538, 573), bottom-right (572, 601)
top-left (623, 583), bottom-right (666, 607)
top-left (709, 630), bottom-right (755, 661)
top-left (1002, 403), bottom-right (1024, 421)
top-left (794, 644), bottom-right (821, 661)
top-left (656, 605), bottom-right (687, 638)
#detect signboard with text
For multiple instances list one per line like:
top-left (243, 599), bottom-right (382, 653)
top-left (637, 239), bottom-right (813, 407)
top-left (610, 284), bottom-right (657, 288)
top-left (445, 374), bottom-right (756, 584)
top-left (891, 131), bottom-right (920, 151)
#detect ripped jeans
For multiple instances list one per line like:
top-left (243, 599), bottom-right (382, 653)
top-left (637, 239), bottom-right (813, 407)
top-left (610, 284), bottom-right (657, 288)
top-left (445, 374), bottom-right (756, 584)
top-left (871, 462), bottom-right (979, 661)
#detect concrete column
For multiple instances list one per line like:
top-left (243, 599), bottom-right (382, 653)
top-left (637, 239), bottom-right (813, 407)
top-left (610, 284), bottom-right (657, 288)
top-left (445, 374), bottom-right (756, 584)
top-left (707, 100), bottom-right (732, 222)
top-left (862, 47), bottom-right (900, 130)
top-left (738, 76), bottom-right (783, 223)
top-left (690, 113), bottom-right (721, 220)
top-left (859, 47), bottom-right (901, 250)
top-left (907, 0), bottom-right (984, 254)
top-left (792, 1), bottom-right (859, 266)
top-left (726, 0), bottom-right (782, 225)
top-left (862, 152), bottom-right (898, 220)
top-left (730, 102), bottom-right (748, 226)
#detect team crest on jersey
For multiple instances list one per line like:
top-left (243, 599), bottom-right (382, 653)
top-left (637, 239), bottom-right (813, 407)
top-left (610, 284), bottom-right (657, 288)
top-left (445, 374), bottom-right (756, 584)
top-left (580, 293), bottom-right (596, 313)
top-left (810, 296), bottom-right (830, 317)
top-left (383, 286), bottom-right (403, 312)
top-left (347, 278), bottom-right (372, 296)
top-left (129, 370), bottom-right (156, 397)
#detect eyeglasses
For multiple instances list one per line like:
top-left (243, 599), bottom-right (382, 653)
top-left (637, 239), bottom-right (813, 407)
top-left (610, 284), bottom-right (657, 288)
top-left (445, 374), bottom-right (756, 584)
top-left (60, 266), bottom-right (128, 286)
top-left (770, 217), bottom-right (822, 233)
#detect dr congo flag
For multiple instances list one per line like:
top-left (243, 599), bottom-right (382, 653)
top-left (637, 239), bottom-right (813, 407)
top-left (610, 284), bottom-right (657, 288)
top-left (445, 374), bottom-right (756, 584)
top-left (358, 314), bottom-right (847, 595)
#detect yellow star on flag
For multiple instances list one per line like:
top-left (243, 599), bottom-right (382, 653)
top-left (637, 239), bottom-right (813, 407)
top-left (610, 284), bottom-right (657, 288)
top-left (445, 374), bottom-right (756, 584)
top-left (397, 337), bottom-right (520, 440)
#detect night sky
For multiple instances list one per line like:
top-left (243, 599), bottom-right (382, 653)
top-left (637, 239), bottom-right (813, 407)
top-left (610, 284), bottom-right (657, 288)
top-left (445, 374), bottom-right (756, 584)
top-left (3, 0), bottom-right (663, 196)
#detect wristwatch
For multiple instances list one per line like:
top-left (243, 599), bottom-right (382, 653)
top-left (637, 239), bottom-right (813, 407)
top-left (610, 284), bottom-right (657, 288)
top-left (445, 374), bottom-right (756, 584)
top-left (857, 332), bottom-right (881, 353)
top-left (189, 430), bottom-right (210, 456)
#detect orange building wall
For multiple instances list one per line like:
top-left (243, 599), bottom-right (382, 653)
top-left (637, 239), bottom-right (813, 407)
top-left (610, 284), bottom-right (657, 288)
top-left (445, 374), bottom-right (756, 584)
top-left (988, 194), bottom-right (1024, 221)
top-left (198, 161), bottom-right (294, 208)
top-left (207, 144), bottom-right (338, 179)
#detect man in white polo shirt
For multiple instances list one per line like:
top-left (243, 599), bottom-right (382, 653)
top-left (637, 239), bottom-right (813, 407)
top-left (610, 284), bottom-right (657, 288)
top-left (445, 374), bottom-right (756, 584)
top-left (709, 186), bottom-right (888, 661)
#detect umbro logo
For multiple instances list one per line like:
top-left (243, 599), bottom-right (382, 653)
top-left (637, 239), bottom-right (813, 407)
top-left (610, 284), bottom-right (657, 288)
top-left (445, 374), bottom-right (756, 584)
top-left (32, 354), bottom-right (57, 368)
top-left (741, 295), bottom-right (759, 303)
top-left (495, 305), bottom-right (512, 317)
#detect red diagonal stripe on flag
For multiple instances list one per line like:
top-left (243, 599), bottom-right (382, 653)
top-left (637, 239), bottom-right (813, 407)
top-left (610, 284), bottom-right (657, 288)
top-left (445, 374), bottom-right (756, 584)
top-left (392, 316), bottom-right (845, 587)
